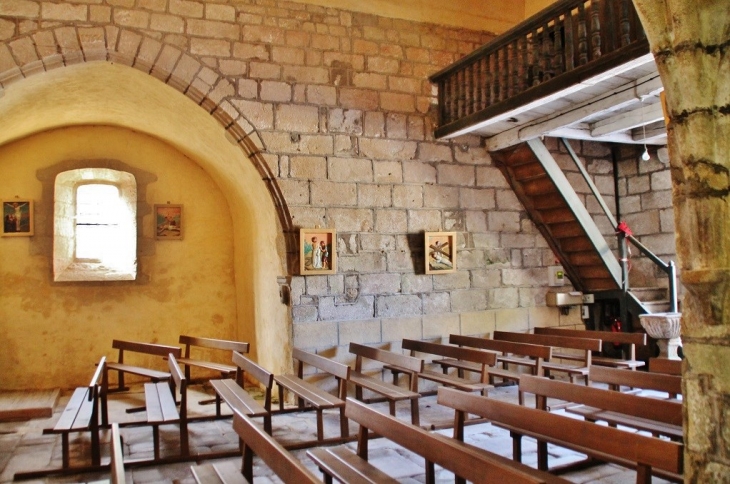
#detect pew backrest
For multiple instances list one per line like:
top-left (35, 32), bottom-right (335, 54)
top-left (449, 334), bottom-right (552, 361)
top-left (437, 386), bottom-right (683, 476)
top-left (649, 357), bottom-right (682, 376)
top-left (401, 339), bottom-right (497, 366)
top-left (589, 365), bottom-right (682, 396)
top-left (349, 342), bottom-right (423, 374)
top-left (493, 331), bottom-right (602, 353)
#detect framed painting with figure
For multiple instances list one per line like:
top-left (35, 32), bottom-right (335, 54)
top-left (300, 228), bottom-right (336, 275)
top-left (155, 204), bottom-right (183, 240)
top-left (425, 231), bottom-right (456, 274)
top-left (2, 200), bottom-right (33, 237)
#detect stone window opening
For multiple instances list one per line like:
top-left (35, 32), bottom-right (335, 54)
top-left (54, 168), bottom-right (137, 282)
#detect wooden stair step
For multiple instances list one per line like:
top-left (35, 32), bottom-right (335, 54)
top-left (576, 265), bottom-right (614, 279)
top-left (567, 251), bottom-right (603, 266)
top-left (550, 222), bottom-right (585, 238)
top-left (511, 162), bottom-right (547, 181)
top-left (530, 192), bottom-right (566, 210)
top-left (585, 279), bottom-right (620, 291)
top-left (521, 177), bottom-right (556, 196)
top-left (542, 208), bottom-right (577, 224)
top-left (497, 146), bottom-right (536, 167)
top-left (559, 236), bottom-right (595, 252)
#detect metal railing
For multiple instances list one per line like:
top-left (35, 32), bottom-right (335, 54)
top-left (560, 138), bottom-right (678, 315)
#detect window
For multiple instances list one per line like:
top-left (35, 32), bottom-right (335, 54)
top-left (54, 168), bottom-right (137, 282)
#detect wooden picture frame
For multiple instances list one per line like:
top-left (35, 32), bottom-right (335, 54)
top-left (300, 228), bottom-right (336, 275)
top-left (425, 231), bottom-right (456, 274)
top-left (2, 200), bottom-right (34, 237)
top-left (155, 204), bottom-right (183, 240)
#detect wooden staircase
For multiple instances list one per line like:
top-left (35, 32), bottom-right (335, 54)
top-left (492, 140), bottom-right (620, 293)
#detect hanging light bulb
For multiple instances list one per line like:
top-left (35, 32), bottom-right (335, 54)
top-left (642, 146), bottom-right (650, 161)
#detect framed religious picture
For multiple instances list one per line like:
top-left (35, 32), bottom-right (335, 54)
top-left (2, 200), bottom-right (34, 237)
top-left (425, 231), bottom-right (456, 274)
top-left (300, 228), bottom-right (336, 275)
top-left (155, 204), bottom-right (183, 240)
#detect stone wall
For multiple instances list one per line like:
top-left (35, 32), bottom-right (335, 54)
top-left (1, 0), bottom-right (593, 378)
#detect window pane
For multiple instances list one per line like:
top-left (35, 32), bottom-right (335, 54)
top-left (75, 184), bottom-right (121, 260)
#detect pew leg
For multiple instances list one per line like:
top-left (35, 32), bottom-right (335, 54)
top-left (425, 460), bottom-right (436, 484)
top-left (388, 400), bottom-right (396, 417)
top-left (510, 431), bottom-right (522, 463)
top-left (264, 414), bottom-right (272, 435)
top-left (537, 440), bottom-right (549, 471)
top-left (410, 397), bottom-right (420, 426)
top-left (518, 389), bottom-right (524, 406)
top-left (242, 444), bottom-right (254, 481)
top-left (61, 433), bottom-right (70, 468)
top-left (636, 464), bottom-right (652, 484)
top-left (180, 420), bottom-right (189, 456)
top-left (90, 426), bottom-right (101, 466)
top-left (152, 425), bottom-right (160, 461)
top-left (339, 406), bottom-right (349, 438)
top-left (316, 409), bottom-right (324, 441)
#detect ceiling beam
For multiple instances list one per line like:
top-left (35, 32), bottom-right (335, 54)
top-left (544, 126), bottom-right (637, 144)
top-left (590, 102), bottom-right (665, 137)
top-left (486, 73), bottom-right (664, 151)
top-left (631, 120), bottom-right (667, 143)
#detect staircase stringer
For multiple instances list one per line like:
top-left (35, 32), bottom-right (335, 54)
top-left (525, 139), bottom-right (622, 287)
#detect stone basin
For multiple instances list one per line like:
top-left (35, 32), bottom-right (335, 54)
top-left (639, 312), bottom-right (682, 359)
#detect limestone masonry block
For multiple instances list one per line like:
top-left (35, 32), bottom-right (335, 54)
top-left (42, 3), bottom-right (87, 22)
top-left (360, 273), bottom-right (401, 294)
top-left (289, 206), bottom-right (325, 227)
top-left (360, 138), bottom-right (417, 161)
top-left (1, 1), bottom-right (38, 18)
top-left (403, 161), bottom-right (436, 184)
top-left (360, 185), bottom-right (393, 208)
top-left (382, 317), bottom-right (422, 342)
top-left (488, 211), bottom-right (521, 233)
top-left (327, 157), bottom-right (372, 182)
top-left (360, 234), bottom-right (396, 252)
top-left (495, 308), bottom-right (530, 332)
top-left (305, 275), bottom-right (329, 296)
top-left (423, 313), bottom-right (460, 339)
top-left (423, 185), bottom-right (459, 208)
top-left (206, 3), bottom-right (236, 22)
top-left (460, 187), bottom-right (495, 210)
top-left (292, 305), bottom-right (318, 323)
top-left (328, 208), bottom-right (374, 232)
top-left (490, 287), bottom-right (520, 309)
top-left (422, 291), bottom-right (451, 314)
top-left (293, 321), bottom-right (338, 348)
top-left (114, 9), bottom-right (150, 29)
top-left (406, 209), bottom-right (441, 232)
top-left (465, 211), bottom-right (487, 232)
top-left (338, 319), bottom-right (382, 345)
top-left (151, 14), bottom-right (185, 34)
top-left (340, 251), bottom-right (388, 273)
top-left (319, 295), bottom-right (375, 321)
top-left (190, 38), bottom-right (230, 57)
top-left (311, 180), bottom-right (357, 206)
top-left (275, 104), bottom-right (320, 132)
top-left (393, 185), bottom-right (423, 208)
top-left (476, 166), bottom-right (509, 188)
top-left (461, 311), bottom-right (495, 336)
top-left (374, 209), bottom-right (407, 233)
top-left (451, 289), bottom-right (487, 312)
top-left (380, 91), bottom-right (415, 113)
top-left (373, 161), bottom-right (403, 183)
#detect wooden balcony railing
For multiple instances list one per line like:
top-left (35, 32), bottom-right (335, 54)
top-left (430, 0), bottom-right (649, 139)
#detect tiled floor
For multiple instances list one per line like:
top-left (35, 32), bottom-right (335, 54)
top-left (0, 382), bottom-right (672, 483)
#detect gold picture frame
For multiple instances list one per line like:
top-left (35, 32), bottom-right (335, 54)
top-left (425, 231), bottom-right (456, 274)
top-left (300, 228), bottom-right (336, 275)
top-left (2, 200), bottom-right (34, 237)
top-left (155, 204), bottom-right (183, 240)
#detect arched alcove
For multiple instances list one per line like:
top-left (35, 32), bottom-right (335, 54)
top-left (0, 61), bottom-right (291, 388)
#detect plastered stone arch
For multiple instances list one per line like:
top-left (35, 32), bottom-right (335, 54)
top-left (0, 27), bottom-right (295, 376)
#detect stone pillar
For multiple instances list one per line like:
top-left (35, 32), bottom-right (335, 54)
top-left (632, 0), bottom-right (730, 480)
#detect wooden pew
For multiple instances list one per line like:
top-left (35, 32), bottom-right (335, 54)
top-left (493, 331), bottom-right (601, 384)
top-left (438, 334), bottom-right (552, 404)
top-left (307, 398), bottom-right (570, 484)
top-left (210, 351), bottom-right (273, 433)
top-left (14, 357), bottom-right (108, 480)
top-left (520, 374), bottom-right (683, 440)
top-left (101, 340), bottom-right (182, 426)
top-left (589, 365), bottom-right (682, 399)
top-left (390, 339), bottom-right (496, 396)
top-left (192, 409), bottom-right (320, 483)
top-left (274, 348), bottom-right (350, 443)
top-left (650, 357), bottom-right (682, 376)
top-left (438, 386), bottom-right (684, 484)
top-left (177, 335), bottom-right (250, 383)
top-left (144, 353), bottom-right (188, 460)
top-left (348, 342), bottom-right (423, 425)
top-left (534, 327), bottom-right (646, 369)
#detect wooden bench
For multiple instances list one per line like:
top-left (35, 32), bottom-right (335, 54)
top-left (520, 374), bottom-right (683, 441)
top-left (43, 357), bottom-right (107, 469)
top-left (210, 350), bottom-right (273, 434)
top-left (438, 386), bottom-right (684, 484)
top-left (191, 409), bottom-right (320, 483)
top-left (144, 353), bottom-right (188, 460)
top-left (388, 339), bottom-right (496, 396)
top-left (177, 335), bottom-right (250, 383)
top-left (590, 365), bottom-right (682, 399)
top-left (494, 331), bottom-right (602, 384)
top-left (274, 348), bottom-right (350, 443)
top-left (649, 357), bottom-right (682, 375)
top-left (307, 398), bottom-right (570, 484)
top-left (101, 340), bottom-right (182, 426)
top-left (348, 342), bottom-right (423, 425)
top-left (437, 334), bottom-right (552, 404)
top-left (534, 327), bottom-right (646, 369)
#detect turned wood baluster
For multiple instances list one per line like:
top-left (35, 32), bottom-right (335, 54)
top-left (456, 68), bottom-right (465, 119)
top-left (553, 15), bottom-right (564, 77)
top-left (564, 7), bottom-right (575, 71)
top-left (511, 38), bottom-right (520, 97)
top-left (591, 0), bottom-right (602, 59)
top-left (479, 57), bottom-right (487, 110)
top-left (531, 29), bottom-right (540, 86)
top-left (449, 76), bottom-right (458, 124)
top-left (604, 0), bottom-right (616, 53)
top-left (620, 0), bottom-right (631, 46)
top-left (489, 53), bottom-right (497, 104)
top-left (577, 3), bottom-right (588, 65)
top-left (500, 47), bottom-right (509, 102)
top-left (542, 22), bottom-right (553, 81)
top-left (519, 35), bottom-right (528, 93)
